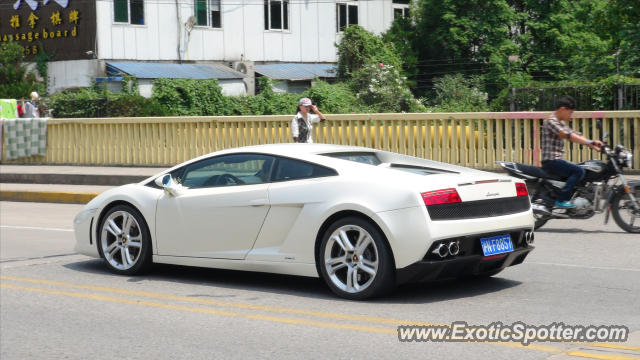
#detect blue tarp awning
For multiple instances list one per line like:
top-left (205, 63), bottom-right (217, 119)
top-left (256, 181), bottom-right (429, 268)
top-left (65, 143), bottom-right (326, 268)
top-left (254, 63), bottom-right (336, 80)
top-left (106, 62), bottom-right (247, 80)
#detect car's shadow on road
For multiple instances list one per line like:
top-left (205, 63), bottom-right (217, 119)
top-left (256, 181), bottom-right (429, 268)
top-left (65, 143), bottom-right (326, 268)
top-left (65, 259), bottom-right (523, 305)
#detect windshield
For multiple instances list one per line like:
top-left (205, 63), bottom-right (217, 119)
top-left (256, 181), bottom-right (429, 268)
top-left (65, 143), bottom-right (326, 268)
top-left (321, 152), bottom-right (382, 166)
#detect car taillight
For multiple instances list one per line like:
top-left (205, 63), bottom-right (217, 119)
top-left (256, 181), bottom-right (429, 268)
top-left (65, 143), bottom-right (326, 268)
top-left (421, 188), bottom-right (462, 206)
top-left (516, 183), bottom-right (528, 197)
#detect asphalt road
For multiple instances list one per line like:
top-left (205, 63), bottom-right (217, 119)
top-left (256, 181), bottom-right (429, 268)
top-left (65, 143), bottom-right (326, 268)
top-left (1, 201), bottom-right (639, 360)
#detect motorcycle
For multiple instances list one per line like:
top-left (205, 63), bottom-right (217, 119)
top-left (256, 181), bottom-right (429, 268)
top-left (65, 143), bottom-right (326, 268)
top-left (497, 121), bottom-right (640, 233)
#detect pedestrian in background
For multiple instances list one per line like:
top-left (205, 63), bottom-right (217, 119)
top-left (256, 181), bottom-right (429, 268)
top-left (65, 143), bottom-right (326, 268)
top-left (292, 98), bottom-right (326, 143)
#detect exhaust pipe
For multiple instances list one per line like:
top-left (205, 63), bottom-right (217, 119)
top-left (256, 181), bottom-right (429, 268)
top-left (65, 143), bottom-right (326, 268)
top-left (524, 231), bottom-right (535, 244)
top-left (432, 243), bottom-right (449, 258)
top-left (448, 241), bottom-right (460, 256)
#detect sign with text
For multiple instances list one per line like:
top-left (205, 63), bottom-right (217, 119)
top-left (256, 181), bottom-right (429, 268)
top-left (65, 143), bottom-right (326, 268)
top-left (0, 0), bottom-right (96, 61)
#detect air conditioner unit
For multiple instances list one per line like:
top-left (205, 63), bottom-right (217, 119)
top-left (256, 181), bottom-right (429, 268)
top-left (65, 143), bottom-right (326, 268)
top-left (233, 61), bottom-right (255, 96)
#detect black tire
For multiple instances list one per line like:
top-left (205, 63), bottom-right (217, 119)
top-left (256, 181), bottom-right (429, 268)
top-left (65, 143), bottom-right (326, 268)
top-left (318, 217), bottom-right (396, 300)
top-left (459, 269), bottom-right (504, 280)
top-left (534, 218), bottom-right (549, 230)
top-left (97, 205), bottom-right (153, 275)
top-left (611, 193), bottom-right (640, 233)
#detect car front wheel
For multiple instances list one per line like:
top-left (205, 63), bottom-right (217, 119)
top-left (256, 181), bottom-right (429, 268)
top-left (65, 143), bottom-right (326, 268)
top-left (319, 217), bottom-right (395, 300)
top-left (97, 205), bottom-right (152, 275)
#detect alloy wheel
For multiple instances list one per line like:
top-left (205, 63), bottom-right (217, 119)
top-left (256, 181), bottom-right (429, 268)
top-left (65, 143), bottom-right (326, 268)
top-left (323, 225), bottom-right (379, 293)
top-left (101, 211), bottom-right (143, 270)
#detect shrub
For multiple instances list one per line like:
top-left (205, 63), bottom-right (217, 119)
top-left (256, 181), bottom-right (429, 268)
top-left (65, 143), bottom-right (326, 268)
top-left (427, 74), bottom-right (489, 113)
top-left (0, 42), bottom-right (38, 99)
top-left (351, 63), bottom-right (424, 113)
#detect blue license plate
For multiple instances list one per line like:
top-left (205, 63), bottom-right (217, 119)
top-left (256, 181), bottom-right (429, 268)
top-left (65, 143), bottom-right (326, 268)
top-left (480, 235), bottom-right (514, 256)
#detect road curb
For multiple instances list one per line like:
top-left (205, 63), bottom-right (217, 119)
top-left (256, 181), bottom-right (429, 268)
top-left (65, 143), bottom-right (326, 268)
top-left (0, 190), bottom-right (100, 204)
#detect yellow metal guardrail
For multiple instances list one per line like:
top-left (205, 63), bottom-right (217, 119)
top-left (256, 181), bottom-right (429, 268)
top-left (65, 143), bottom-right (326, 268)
top-left (2, 111), bottom-right (639, 169)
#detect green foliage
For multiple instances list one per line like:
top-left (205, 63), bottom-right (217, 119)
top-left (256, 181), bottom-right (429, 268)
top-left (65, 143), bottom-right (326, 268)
top-left (412, 0), bottom-right (517, 96)
top-left (48, 83), bottom-right (169, 118)
top-left (427, 74), bottom-right (489, 112)
top-left (336, 25), bottom-right (403, 79)
top-left (351, 63), bottom-right (424, 113)
top-left (391, 0), bottom-right (637, 104)
top-left (0, 42), bottom-right (38, 99)
top-left (120, 74), bottom-right (140, 95)
top-left (151, 78), bottom-right (228, 116)
top-left (489, 75), bottom-right (640, 111)
top-left (33, 44), bottom-right (55, 95)
top-left (381, 17), bottom-right (419, 79)
top-left (303, 80), bottom-right (363, 114)
top-left (594, 0), bottom-right (640, 77)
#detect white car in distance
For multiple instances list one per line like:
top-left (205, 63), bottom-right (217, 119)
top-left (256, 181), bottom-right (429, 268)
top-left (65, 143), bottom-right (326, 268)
top-left (74, 144), bottom-right (535, 300)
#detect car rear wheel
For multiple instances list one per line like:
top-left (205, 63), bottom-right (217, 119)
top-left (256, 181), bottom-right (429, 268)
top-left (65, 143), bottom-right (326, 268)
top-left (97, 205), bottom-right (152, 275)
top-left (319, 217), bottom-right (395, 300)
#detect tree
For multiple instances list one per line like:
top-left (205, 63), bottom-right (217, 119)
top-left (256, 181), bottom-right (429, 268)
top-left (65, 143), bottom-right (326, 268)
top-left (0, 42), bottom-right (38, 99)
top-left (381, 17), bottom-right (419, 79)
top-left (509, 0), bottom-right (612, 81)
top-left (335, 25), bottom-right (403, 79)
top-left (594, 0), bottom-right (640, 77)
top-left (411, 0), bottom-right (517, 96)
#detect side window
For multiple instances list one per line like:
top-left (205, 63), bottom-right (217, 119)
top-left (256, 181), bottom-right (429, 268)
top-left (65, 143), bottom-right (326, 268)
top-left (273, 158), bottom-right (337, 181)
top-left (181, 154), bottom-right (274, 189)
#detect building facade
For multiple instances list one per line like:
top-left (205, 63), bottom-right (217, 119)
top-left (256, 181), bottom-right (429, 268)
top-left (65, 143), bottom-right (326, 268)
top-left (2, 0), bottom-right (409, 96)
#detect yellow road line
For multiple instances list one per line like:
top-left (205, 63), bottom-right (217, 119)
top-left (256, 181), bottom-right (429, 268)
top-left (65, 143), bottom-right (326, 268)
top-left (0, 283), bottom-right (395, 334)
top-left (0, 275), bottom-right (563, 354)
top-left (0, 275), bottom-right (437, 326)
top-left (588, 344), bottom-right (640, 352)
top-left (566, 351), bottom-right (640, 360)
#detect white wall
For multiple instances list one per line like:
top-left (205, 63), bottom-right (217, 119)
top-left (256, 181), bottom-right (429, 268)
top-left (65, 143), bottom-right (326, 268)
top-left (96, 0), bottom-right (395, 62)
top-left (47, 60), bottom-right (102, 95)
top-left (219, 79), bottom-right (247, 96)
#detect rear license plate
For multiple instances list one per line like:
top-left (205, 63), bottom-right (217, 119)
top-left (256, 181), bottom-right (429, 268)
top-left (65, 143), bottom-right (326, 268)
top-left (480, 235), bottom-right (514, 256)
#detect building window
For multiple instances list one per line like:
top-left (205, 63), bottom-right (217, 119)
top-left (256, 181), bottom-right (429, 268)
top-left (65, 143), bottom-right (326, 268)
top-left (393, 7), bottom-right (409, 19)
top-left (392, 0), bottom-right (410, 20)
top-left (264, 0), bottom-right (289, 31)
top-left (336, 3), bottom-right (358, 32)
top-left (195, 0), bottom-right (222, 28)
top-left (114, 0), bottom-right (145, 25)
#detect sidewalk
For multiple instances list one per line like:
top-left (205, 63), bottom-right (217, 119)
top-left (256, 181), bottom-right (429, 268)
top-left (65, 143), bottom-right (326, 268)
top-left (0, 165), bottom-right (165, 204)
top-left (0, 165), bottom-right (164, 186)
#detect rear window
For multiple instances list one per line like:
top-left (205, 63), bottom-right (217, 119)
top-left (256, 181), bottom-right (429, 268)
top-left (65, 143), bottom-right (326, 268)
top-left (321, 152), bottom-right (382, 166)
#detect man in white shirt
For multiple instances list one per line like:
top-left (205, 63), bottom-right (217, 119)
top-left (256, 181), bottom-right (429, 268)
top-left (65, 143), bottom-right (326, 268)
top-left (292, 98), bottom-right (326, 143)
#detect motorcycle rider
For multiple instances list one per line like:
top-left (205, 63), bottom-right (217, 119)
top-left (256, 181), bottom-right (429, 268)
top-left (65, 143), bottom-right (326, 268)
top-left (541, 96), bottom-right (603, 208)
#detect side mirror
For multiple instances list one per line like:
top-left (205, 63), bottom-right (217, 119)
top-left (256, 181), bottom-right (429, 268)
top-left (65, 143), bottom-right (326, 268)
top-left (603, 131), bottom-right (609, 140)
top-left (155, 174), bottom-right (186, 197)
top-left (596, 120), bottom-right (603, 131)
top-left (155, 174), bottom-right (172, 188)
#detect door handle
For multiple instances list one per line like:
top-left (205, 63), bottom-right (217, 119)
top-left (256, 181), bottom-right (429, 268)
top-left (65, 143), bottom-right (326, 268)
top-left (249, 199), bottom-right (269, 206)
